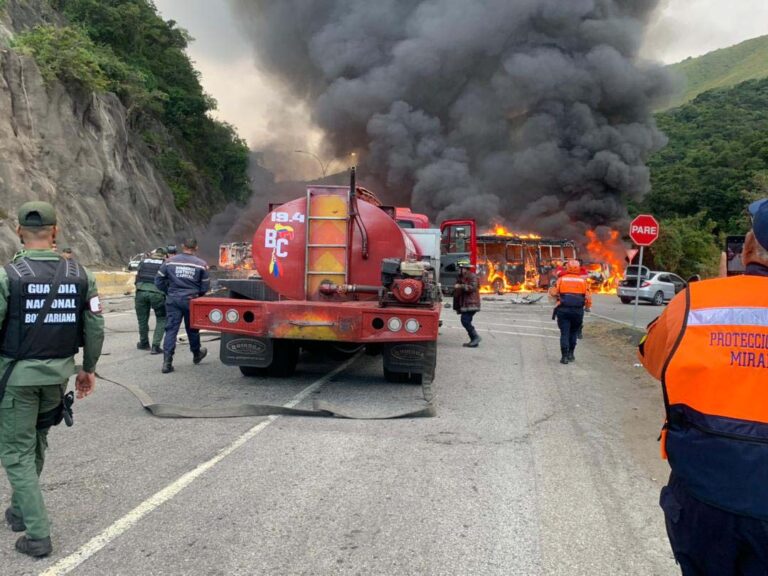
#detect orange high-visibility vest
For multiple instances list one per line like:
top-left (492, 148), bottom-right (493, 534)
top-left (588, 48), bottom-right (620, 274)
top-left (660, 275), bottom-right (768, 518)
top-left (554, 274), bottom-right (591, 308)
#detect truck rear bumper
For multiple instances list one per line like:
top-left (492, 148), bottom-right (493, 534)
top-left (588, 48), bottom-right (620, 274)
top-left (190, 297), bottom-right (440, 343)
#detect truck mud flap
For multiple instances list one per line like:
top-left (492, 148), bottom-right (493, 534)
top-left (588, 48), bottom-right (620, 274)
top-left (382, 341), bottom-right (436, 375)
top-left (383, 342), bottom-right (437, 402)
top-left (220, 333), bottom-right (273, 367)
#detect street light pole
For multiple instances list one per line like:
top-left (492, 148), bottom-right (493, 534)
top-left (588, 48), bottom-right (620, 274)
top-left (294, 150), bottom-right (329, 179)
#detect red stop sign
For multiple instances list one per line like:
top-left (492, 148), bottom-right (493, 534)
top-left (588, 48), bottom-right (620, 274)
top-left (629, 214), bottom-right (660, 246)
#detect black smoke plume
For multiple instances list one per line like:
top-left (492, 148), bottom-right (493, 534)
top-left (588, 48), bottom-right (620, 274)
top-left (230, 0), bottom-right (674, 237)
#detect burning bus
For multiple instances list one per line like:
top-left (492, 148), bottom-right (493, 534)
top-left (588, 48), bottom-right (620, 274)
top-left (476, 227), bottom-right (578, 293)
top-left (218, 242), bottom-right (254, 271)
top-left (439, 221), bottom-right (626, 295)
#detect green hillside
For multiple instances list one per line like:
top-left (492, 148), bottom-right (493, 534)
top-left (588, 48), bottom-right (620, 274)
top-left (645, 78), bottom-right (768, 233)
top-left (666, 35), bottom-right (768, 109)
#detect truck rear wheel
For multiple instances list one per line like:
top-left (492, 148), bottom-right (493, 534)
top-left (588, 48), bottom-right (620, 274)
top-left (240, 366), bottom-right (267, 377)
top-left (239, 340), bottom-right (299, 378)
top-left (383, 367), bottom-right (411, 383)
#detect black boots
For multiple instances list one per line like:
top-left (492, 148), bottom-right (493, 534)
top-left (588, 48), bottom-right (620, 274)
top-left (467, 335), bottom-right (482, 348)
top-left (150, 344), bottom-right (163, 355)
top-left (193, 347), bottom-right (208, 364)
top-left (6, 508), bottom-right (51, 558)
top-left (162, 354), bottom-right (174, 374)
top-left (463, 331), bottom-right (482, 348)
top-left (560, 348), bottom-right (576, 364)
top-left (136, 341), bottom-right (150, 351)
top-left (4, 508), bottom-right (25, 532)
top-left (15, 535), bottom-right (52, 557)
top-left (163, 348), bottom-right (206, 372)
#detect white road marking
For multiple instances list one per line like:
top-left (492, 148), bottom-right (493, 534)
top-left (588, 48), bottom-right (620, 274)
top-left (445, 321), bottom-right (559, 332)
top-left (443, 325), bottom-right (559, 339)
top-left (588, 312), bottom-right (639, 329)
top-left (38, 357), bottom-right (359, 576)
top-left (466, 311), bottom-right (554, 321)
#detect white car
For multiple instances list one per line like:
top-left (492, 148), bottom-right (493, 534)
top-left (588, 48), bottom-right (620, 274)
top-left (617, 266), bottom-right (687, 306)
top-left (127, 253), bottom-right (145, 271)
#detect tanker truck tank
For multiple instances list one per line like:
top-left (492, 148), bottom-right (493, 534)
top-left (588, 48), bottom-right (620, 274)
top-left (190, 172), bottom-right (441, 401)
top-left (251, 186), bottom-right (418, 301)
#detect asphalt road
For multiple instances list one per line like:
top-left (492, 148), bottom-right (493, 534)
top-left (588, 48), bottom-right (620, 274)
top-left (589, 294), bottom-right (667, 329)
top-left (1, 295), bottom-right (677, 575)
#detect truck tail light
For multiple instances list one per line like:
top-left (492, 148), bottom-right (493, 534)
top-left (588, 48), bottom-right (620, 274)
top-left (225, 309), bottom-right (240, 324)
top-left (209, 309), bottom-right (223, 324)
top-left (405, 318), bottom-right (420, 333)
top-left (387, 317), bottom-right (402, 332)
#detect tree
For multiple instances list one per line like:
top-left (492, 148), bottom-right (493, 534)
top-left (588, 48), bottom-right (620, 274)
top-left (34, 0), bottom-right (251, 210)
top-left (648, 215), bottom-right (721, 279)
top-left (646, 78), bottom-right (768, 234)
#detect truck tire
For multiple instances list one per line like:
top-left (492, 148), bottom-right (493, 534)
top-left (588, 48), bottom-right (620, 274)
top-left (383, 367), bottom-right (411, 383)
top-left (239, 340), bottom-right (299, 378)
top-left (269, 340), bottom-right (300, 377)
top-left (240, 366), bottom-right (267, 377)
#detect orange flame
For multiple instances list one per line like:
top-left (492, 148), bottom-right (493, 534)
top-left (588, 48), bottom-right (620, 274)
top-left (478, 258), bottom-right (538, 294)
top-left (584, 230), bottom-right (625, 294)
top-left (218, 242), bottom-right (254, 272)
top-left (484, 223), bottom-right (542, 240)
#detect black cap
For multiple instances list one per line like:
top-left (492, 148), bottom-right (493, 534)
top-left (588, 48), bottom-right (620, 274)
top-left (166, 245), bottom-right (178, 254)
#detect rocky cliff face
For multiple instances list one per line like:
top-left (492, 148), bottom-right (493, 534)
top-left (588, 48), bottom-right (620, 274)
top-left (0, 0), bottom-right (194, 266)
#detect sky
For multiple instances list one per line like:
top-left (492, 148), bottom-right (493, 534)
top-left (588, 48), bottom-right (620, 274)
top-left (153, 0), bottom-right (768, 173)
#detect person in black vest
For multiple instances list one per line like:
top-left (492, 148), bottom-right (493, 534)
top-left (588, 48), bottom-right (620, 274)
top-left (155, 239), bottom-right (209, 373)
top-left (134, 248), bottom-right (167, 354)
top-left (0, 202), bottom-right (104, 557)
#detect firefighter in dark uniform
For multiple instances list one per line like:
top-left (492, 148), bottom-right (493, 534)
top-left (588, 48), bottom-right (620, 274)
top-left (0, 202), bottom-right (104, 557)
top-left (453, 259), bottom-right (482, 348)
top-left (155, 238), bottom-right (210, 373)
top-left (134, 248), bottom-right (167, 354)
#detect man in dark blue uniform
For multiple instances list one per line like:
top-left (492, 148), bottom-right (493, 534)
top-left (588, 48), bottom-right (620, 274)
top-left (155, 239), bottom-right (210, 374)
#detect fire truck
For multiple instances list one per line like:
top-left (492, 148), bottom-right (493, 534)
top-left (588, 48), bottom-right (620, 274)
top-left (190, 171), bottom-right (471, 400)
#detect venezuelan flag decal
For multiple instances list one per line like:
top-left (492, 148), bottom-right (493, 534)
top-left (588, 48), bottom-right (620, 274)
top-left (275, 223), bottom-right (295, 240)
top-left (269, 251), bottom-right (280, 278)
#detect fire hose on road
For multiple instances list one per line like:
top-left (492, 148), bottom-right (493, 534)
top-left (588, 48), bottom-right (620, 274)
top-left (90, 354), bottom-right (435, 420)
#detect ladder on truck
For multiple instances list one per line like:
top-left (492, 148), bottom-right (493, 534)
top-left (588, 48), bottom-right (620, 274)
top-left (304, 188), bottom-right (350, 299)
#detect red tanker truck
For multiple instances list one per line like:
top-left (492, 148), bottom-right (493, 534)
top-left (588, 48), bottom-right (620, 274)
top-left (190, 170), bottom-right (473, 401)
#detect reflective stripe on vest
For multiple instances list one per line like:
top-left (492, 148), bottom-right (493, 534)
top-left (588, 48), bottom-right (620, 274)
top-left (662, 275), bottom-right (768, 518)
